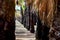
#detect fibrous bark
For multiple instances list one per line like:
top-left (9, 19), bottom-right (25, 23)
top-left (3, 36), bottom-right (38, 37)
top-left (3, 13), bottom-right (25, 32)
top-left (0, 0), bottom-right (15, 40)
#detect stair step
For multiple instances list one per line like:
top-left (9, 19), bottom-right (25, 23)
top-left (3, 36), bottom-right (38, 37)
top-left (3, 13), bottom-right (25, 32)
top-left (16, 38), bottom-right (35, 40)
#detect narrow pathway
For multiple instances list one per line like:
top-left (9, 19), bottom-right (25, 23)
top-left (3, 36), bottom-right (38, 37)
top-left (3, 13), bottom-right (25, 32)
top-left (15, 20), bottom-right (35, 40)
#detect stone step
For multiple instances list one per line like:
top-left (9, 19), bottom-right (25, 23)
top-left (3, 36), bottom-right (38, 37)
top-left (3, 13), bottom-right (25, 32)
top-left (16, 38), bottom-right (35, 40)
top-left (16, 34), bottom-right (35, 38)
top-left (15, 31), bottom-right (35, 38)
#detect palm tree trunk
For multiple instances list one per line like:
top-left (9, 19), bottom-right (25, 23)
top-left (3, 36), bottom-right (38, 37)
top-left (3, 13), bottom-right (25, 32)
top-left (0, 0), bottom-right (15, 40)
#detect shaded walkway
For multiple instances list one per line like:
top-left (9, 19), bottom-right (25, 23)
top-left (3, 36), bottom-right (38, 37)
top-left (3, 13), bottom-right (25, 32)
top-left (15, 20), bottom-right (35, 40)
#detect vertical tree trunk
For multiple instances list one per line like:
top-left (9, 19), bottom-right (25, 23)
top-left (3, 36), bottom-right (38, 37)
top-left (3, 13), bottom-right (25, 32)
top-left (0, 0), bottom-right (15, 40)
top-left (5, 0), bottom-right (15, 40)
top-left (35, 0), bottom-right (55, 40)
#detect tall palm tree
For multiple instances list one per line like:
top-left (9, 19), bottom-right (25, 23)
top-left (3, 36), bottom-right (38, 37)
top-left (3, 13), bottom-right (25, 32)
top-left (0, 0), bottom-right (15, 40)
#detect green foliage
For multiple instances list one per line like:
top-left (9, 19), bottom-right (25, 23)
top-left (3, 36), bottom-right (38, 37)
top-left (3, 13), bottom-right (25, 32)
top-left (18, 0), bottom-right (26, 10)
top-left (22, 5), bottom-right (26, 10)
top-left (19, 0), bottom-right (24, 5)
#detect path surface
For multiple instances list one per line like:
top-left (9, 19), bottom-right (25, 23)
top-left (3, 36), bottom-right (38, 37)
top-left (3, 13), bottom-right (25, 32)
top-left (15, 20), bottom-right (35, 40)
